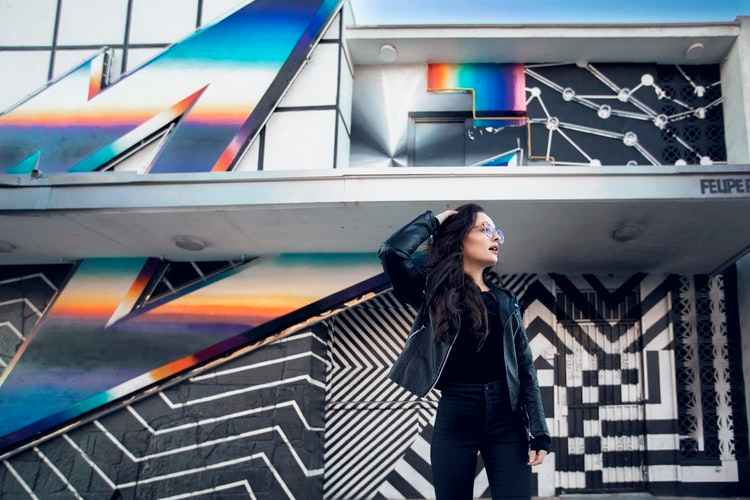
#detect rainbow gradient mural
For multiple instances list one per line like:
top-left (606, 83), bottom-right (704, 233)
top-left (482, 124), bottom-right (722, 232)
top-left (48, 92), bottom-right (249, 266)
top-left (0, 0), bottom-right (341, 174)
top-left (427, 63), bottom-right (527, 120)
top-left (0, 255), bottom-right (385, 452)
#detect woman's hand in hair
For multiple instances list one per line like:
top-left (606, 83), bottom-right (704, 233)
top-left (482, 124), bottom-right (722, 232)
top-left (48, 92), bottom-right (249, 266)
top-left (435, 209), bottom-right (458, 225)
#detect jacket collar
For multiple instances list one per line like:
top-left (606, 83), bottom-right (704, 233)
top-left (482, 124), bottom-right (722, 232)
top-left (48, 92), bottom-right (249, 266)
top-left (488, 282), bottom-right (513, 300)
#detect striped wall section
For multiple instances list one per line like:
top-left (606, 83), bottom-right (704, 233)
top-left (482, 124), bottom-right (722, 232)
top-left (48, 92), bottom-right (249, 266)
top-left (324, 270), bottom-right (748, 498)
top-left (0, 325), bottom-right (330, 499)
top-left (324, 275), bottom-right (551, 498)
top-left (323, 291), bottom-right (440, 499)
top-left (0, 263), bottom-right (747, 498)
top-left (0, 263), bottom-right (331, 499)
top-left (0, 265), bottom-right (71, 370)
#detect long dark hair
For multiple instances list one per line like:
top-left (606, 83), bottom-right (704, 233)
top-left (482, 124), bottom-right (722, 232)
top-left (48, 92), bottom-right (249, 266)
top-left (423, 203), bottom-right (502, 348)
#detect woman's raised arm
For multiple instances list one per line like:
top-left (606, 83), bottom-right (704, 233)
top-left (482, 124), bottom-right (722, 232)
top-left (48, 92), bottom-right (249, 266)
top-left (377, 209), bottom-right (456, 309)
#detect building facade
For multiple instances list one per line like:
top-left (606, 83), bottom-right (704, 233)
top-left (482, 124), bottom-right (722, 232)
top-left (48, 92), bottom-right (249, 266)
top-left (1, 1), bottom-right (750, 498)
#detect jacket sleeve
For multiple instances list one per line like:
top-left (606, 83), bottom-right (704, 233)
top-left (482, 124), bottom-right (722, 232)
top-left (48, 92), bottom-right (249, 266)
top-left (376, 210), bottom-right (439, 310)
top-left (512, 295), bottom-right (552, 453)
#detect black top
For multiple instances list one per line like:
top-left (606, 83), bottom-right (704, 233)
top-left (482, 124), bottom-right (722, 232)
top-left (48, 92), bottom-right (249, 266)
top-left (432, 290), bottom-right (553, 453)
top-left (434, 291), bottom-right (510, 404)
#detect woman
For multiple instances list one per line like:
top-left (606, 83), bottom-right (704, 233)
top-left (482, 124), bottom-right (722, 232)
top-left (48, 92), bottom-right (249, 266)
top-left (377, 203), bottom-right (551, 499)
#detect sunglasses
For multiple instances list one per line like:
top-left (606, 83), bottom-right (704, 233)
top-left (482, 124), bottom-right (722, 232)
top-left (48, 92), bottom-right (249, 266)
top-left (473, 223), bottom-right (505, 244)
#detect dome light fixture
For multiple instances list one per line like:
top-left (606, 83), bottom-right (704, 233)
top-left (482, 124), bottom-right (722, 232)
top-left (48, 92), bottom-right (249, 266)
top-left (686, 42), bottom-right (704, 60)
top-left (379, 44), bottom-right (398, 63)
top-left (172, 235), bottom-right (209, 251)
top-left (611, 222), bottom-right (645, 243)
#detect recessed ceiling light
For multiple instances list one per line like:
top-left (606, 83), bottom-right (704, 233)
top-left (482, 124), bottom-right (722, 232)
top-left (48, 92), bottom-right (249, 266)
top-left (0, 240), bottom-right (16, 253)
top-left (172, 235), bottom-right (209, 251)
top-left (686, 42), bottom-right (704, 60)
top-left (379, 44), bottom-right (398, 63)
top-left (611, 222), bottom-right (645, 243)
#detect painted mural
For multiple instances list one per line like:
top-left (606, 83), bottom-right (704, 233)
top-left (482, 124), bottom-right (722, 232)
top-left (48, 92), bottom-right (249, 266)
top-left (0, 0), bottom-right (744, 497)
top-left (0, 255), bottom-right (384, 453)
top-left (426, 63), bottom-right (527, 120)
top-left (0, 0), bottom-right (342, 175)
top-left (351, 62), bottom-right (725, 168)
top-left (0, 262), bottom-right (329, 498)
top-left (0, 265), bottom-right (746, 497)
top-left (323, 271), bottom-right (747, 498)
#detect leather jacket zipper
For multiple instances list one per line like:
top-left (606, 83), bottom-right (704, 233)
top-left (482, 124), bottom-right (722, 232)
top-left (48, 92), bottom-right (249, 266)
top-left (406, 324), bottom-right (426, 343)
top-left (511, 300), bottom-right (532, 435)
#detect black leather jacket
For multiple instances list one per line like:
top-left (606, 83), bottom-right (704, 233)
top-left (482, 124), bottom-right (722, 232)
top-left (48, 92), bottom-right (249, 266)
top-left (377, 209), bottom-right (552, 452)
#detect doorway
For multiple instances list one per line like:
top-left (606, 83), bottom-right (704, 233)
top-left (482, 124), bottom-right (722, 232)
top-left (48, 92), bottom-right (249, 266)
top-left (552, 289), bottom-right (648, 493)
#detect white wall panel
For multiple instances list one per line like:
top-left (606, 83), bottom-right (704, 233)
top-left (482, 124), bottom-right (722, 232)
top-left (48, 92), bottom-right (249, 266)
top-left (263, 110), bottom-right (336, 170)
top-left (53, 49), bottom-right (123, 79)
top-left (57, 0), bottom-right (128, 45)
top-left (53, 50), bottom-right (93, 79)
top-left (278, 42), bottom-right (339, 108)
top-left (0, 0), bottom-right (57, 46)
top-left (339, 45), bottom-right (353, 131)
top-left (337, 114), bottom-right (350, 168)
top-left (0, 51), bottom-right (50, 111)
top-left (125, 47), bottom-right (164, 72)
top-left (342, 0), bottom-right (356, 28)
top-left (129, 0), bottom-right (198, 45)
top-left (52, 49), bottom-right (89, 79)
top-left (323, 12), bottom-right (340, 40)
top-left (200, 0), bottom-right (244, 27)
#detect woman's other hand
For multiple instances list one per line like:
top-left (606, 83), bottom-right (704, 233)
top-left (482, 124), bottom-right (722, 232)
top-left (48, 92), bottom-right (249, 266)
top-left (528, 449), bottom-right (547, 466)
top-left (435, 209), bottom-right (458, 225)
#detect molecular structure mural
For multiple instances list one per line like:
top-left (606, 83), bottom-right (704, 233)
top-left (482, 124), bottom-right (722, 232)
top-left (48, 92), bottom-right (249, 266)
top-left (469, 62), bottom-right (725, 167)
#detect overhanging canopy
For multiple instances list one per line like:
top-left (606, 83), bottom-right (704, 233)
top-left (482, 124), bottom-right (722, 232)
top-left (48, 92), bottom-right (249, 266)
top-left (1, 165), bottom-right (749, 275)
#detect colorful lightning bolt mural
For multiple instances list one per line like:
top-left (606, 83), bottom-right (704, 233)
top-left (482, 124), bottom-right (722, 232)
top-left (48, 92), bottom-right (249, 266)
top-left (0, 0), bottom-right (357, 454)
top-left (0, 254), bottom-right (385, 453)
top-left (427, 63), bottom-right (527, 120)
top-left (0, 0), bottom-right (341, 174)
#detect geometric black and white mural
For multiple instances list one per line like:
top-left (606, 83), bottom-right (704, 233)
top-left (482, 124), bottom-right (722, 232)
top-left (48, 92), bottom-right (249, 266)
top-left (524, 63), bottom-right (725, 167)
top-left (1, 263), bottom-right (747, 498)
top-left (350, 62), bottom-right (725, 168)
top-left (323, 270), bottom-right (748, 498)
top-left (323, 290), bottom-right (443, 499)
top-left (672, 271), bottom-right (750, 492)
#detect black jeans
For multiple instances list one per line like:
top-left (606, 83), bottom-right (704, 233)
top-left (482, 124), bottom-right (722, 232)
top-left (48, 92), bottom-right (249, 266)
top-left (431, 379), bottom-right (531, 500)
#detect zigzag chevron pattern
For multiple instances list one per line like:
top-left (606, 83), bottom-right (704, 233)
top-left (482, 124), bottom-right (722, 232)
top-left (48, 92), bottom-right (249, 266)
top-left (323, 275), bottom-right (546, 499)
top-left (324, 271), bottom-right (746, 497)
top-left (0, 262), bottom-right (332, 500)
top-left (322, 291), bottom-right (439, 499)
top-left (0, 267), bottom-right (64, 370)
top-left (0, 265), bottom-right (747, 498)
